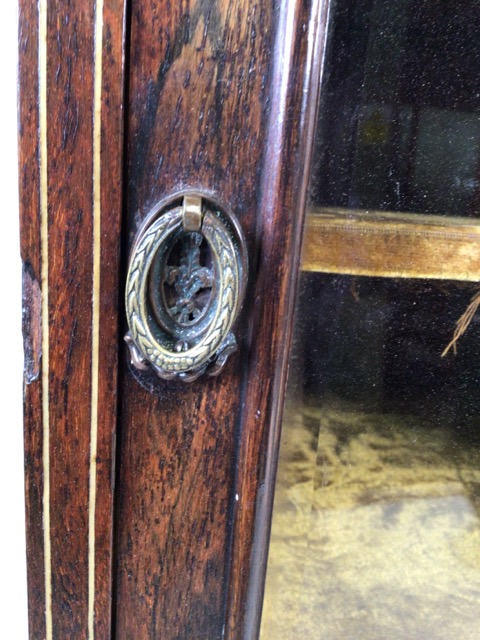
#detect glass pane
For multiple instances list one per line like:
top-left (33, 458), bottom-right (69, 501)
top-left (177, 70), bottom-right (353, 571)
top-left (261, 276), bottom-right (480, 639)
top-left (261, 0), bottom-right (480, 637)
top-left (311, 0), bottom-right (480, 217)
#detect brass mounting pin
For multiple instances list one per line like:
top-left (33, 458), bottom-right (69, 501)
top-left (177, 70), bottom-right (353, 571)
top-left (182, 195), bottom-right (203, 232)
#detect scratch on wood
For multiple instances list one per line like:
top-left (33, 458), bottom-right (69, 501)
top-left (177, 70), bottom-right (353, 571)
top-left (22, 261), bottom-right (42, 384)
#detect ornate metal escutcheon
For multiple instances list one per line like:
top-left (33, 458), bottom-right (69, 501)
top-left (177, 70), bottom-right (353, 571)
top-left (125, 194), bottom-right (248, 381)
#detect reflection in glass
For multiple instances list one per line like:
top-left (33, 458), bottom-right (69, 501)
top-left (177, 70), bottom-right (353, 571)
top-left (311, 0), bottom-right (480, 217)
top-left (261, 1), bottom-right (480, 636)
top-left (261, 277), bottom-right (480, 639)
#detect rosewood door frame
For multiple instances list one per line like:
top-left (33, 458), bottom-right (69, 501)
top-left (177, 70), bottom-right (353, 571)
top-left (19, 0), bottom-right (127, 637)
top-left (18, 0), bottom-right (330, 637)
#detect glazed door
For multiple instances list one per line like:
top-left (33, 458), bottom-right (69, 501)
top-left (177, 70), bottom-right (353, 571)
top-left (19, 0), bottom-right (480, 638)
top-left (261, 1), bottom-right (480, 638)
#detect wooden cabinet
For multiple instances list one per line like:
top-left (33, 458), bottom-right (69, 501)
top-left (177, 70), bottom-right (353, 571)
top-left (19, 0), bottom-right (480, 638)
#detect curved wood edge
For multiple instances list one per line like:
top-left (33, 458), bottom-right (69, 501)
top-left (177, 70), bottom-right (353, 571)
top-left (225, 1), bottom-right (332, 637)
top-left (18, 1), bottom-right (127, 637)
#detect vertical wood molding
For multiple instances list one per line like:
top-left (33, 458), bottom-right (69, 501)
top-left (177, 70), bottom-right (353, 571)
top-left (92, 2), bottom-right (127, 636)
top-left (18, 1), bottom-right (127, 637)
top-left (226, 1), bottom-right (331, 635)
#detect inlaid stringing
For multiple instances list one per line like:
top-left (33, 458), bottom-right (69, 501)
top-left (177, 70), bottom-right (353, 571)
top-left (38, 0), bottom-right (51, 637)
top-left (88, 1), bottom-right (104, 637)
top-left (38, 3), bottom-right (104, 637)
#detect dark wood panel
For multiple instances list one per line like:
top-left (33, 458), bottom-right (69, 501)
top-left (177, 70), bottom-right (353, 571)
top-left (18, 1), bottom-right (126, 637)
top-left (115, 1), bottom-right (328, 638)
top-left (46, 4), bottom-right (96, 635)
top-left (18, 2), bottom-right (44, 637)
top-left (115, 2), bottom-right (275, 638)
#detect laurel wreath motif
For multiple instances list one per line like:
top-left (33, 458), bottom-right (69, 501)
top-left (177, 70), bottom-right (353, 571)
top-left (125, 207), bottom-right (241, 374)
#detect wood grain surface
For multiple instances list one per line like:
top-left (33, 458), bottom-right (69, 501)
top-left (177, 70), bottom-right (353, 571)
top-left (19, 2), bottom-right (44, 635)
top-left (302, 208), bottom-right (480, 281)
top-left (18, 1), bottom-right (126, 637)
top-left (115, 2), bottom-right (275, 637)
top-left (114, 1), bottom-right (328, 638)
top-left (20, 0), bottom-right (328, 637)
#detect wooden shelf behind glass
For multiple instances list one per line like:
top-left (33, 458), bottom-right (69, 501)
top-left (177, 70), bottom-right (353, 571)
top-left (302, 207), bottom-right (480, 282)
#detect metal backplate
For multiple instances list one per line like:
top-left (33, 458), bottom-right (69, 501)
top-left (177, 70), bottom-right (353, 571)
top-left (125, 193), bottom-right (248, 382)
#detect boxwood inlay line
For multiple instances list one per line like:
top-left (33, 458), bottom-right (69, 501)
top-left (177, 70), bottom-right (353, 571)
top-left (88, 0), bottom-right (104, 637)
top-left (38, 0), bottom-right (51, 637)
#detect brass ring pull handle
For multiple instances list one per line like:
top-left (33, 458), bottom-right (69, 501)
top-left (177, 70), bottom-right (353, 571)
top-left (125, 194), bottom-right (247, 382)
